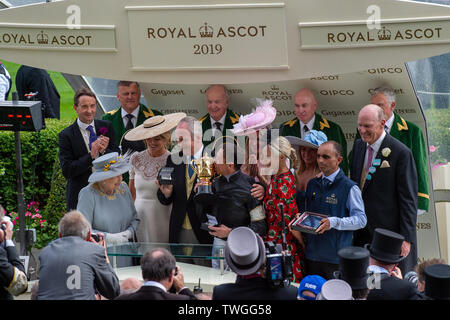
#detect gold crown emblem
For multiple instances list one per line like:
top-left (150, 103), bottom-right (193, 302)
top-left (377, 26), bottom-right (391, 41)
top-left (199, 23), bottom-right (214, 38)
top-left (37, 31), bottom-right (49, 45)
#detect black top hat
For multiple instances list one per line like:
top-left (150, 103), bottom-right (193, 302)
top-left (334, 246), bottom-right (370, 290)
top-left (424, 264), bottom-right (450, 300)
top-left (364, 228), bottom-right (405, 264)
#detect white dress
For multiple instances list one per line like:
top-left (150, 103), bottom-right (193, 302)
top-left (130, 150), bottom-right (172, 243)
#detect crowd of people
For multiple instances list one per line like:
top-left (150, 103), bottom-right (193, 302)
top-left (1, 81), bottom-right (449, 301)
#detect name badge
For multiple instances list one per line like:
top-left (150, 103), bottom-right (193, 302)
top-left (325, 194), bottom-right (338, 204)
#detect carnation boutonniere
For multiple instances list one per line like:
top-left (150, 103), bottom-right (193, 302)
top-left (381, 147), bottom-right (391, 158)
top-left (98, 127), bottom-right (108, 136)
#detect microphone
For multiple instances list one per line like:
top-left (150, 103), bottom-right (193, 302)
top-left (404, 271), bottom-right (418, 286)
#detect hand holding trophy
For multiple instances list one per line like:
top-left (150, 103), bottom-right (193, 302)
top-left (190, 152), bottom-right (216, 205)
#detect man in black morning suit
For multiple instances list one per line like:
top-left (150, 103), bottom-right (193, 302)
top-left (157, 116), bottom-right (212, 246)
top-left (58, 88), bottom-right (118, 210)
top-left (350, 104), bottom-right (418, 274)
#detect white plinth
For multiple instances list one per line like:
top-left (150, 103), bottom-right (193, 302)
top-left (116, 262), bottom-right (237, 293)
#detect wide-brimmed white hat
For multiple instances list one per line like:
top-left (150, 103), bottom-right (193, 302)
top-left (231, 99), bottom-right (276, 136)
top-left (124, 112), bottom-right (186, 141)
top-left (88, 152), bottom-right (131, 183)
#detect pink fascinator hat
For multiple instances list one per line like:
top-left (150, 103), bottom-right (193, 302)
top-left (231, 99), bottom-right (277, 136)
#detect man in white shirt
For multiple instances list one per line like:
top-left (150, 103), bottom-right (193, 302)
top-left (58, 88), bottom-right (118, 210)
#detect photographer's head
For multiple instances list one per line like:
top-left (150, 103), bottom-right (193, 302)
top-left (141, 248), bottom-right (177, 290)
top-left (225, 227), bottom-right (266, 276)
top-left (58, 210), bottom-right (92, 240)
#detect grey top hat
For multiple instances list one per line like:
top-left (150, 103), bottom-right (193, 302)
top-left (224, 227), bottom-right (266, 276)
top-left (316, 279), bottom-right (353, 300)
top-left (88, 152), bottom-right (132, 183)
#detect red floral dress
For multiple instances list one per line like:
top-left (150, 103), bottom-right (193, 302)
top-left (264, 171), bottom-right (305, 283)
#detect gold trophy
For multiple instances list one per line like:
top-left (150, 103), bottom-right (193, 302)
top-left (190, 153), bottom-right (216, 204)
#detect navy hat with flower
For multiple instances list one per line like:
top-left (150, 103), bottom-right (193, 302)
top-left (88, 152), bottom-right (131, 183)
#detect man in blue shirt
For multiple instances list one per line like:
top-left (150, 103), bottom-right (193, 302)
top-left (291, 141), bottom-right (366, 280)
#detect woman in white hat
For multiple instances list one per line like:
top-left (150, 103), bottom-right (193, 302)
top-left (124, 113), bottom-right (186, 243)
top-left (77, 151), bottom-right (139, 266)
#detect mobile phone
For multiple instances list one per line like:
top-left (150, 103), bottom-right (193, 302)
top-left (91, 233), bottom-right (100, 242)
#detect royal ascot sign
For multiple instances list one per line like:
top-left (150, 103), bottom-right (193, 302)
top-left (299, 17), bottom-right (450, 49)
top-left (0, 23), bottom-right (116, 51)
top-left (125, 3), bottom-right (288, 71)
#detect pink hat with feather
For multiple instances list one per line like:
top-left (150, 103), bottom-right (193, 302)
top-left (231, 99), bottom-right (277, 136)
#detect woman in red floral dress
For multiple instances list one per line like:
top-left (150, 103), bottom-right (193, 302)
top-left (262, 136), bottom-right (305, 283)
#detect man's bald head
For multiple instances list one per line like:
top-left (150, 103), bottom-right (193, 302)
top-left (357, 104), bottom-right (386, 145)
top-left (294, 88), bottom-right (318, 123)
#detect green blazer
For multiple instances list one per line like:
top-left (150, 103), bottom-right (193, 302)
top-left (280, 113), bottom-right (349, 175)
top-left (102, 104), bottom-right (162, 147)
top-left (353, 113), bottom-right (429, 211)
top-left (199, 109), bottom-right (240, 147)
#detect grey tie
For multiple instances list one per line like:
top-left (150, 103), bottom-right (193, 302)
top-left (125, 114), bottom-right (134, 131)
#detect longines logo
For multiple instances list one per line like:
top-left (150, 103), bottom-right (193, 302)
top-left (147, 23), bottom-right (267, 39)
top-left (199, 88), bottom-right (243, 95)
top-left (327, 26), bottom-right (442, 43)
top-left (262, 85), bottom-right (292, 101)
top-left (150, 89), bottom-right (186, 96)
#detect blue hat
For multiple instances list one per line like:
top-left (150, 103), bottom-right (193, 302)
top-left (298, 275), bottom-right (326, 300)
top-left (88, 152), bottom-right (131, 183)
top-left (286, 130), bottom-right (328, 150)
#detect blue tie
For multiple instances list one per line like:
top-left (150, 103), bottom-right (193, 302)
top-left (321, 178), bottom-right (329, 190)
top-left (87, 125), bottom-right (97, 150)
top-left (188, 156), bottom-right (195, 178)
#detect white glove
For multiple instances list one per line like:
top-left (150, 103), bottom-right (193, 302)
top-left (105, 230), bottom-right (132, 245)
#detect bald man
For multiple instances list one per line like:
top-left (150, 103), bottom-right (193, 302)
top-left (280, 88), bottom-right (348, 175)
top-left (353, 87), bottom-right (429, 213)
top-left (199, 85), bottom-right (240, 147)
top-left (350, 104), bottom-right (418, 275)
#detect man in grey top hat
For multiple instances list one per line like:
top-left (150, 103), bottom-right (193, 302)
top-left (212, 227), bottom-right (298, 300)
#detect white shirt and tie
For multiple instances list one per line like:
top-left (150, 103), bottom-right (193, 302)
top-left (210, 114), bottom-right (226, 134)
top-left (300, 115), bottom-right (315, 139)
top-left (77, 118), bottom-right (96, 152)
top-left (121, 107), bottom-right (140, 129)
top-left (364, 130), bottom-right (386, 172)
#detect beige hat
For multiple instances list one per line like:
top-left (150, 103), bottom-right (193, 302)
top-left (124, 112), bottom-right (186, 141)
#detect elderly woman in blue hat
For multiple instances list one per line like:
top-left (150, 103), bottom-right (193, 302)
top-left (77, 152), bottom-right (139, 255)
top-left (286, 130), bottom-right (327, 212)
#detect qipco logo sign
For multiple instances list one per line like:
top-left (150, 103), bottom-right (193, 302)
top-left (319, 89), bottom-right (355, 96)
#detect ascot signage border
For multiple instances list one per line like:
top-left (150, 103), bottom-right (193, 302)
top-left (0, 23), bottom-right (117, 52)
top-left (125, 3), bottom-right (289, 71)
top-left (299, 16), bottom-right (450, 49)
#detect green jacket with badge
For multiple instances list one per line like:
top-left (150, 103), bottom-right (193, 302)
top-left (280, 113), bottom-right (349, 175)
top-left (199, 109), bottom-right (240, 147)
top-left (102, 103), bottom-right (162, 147)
